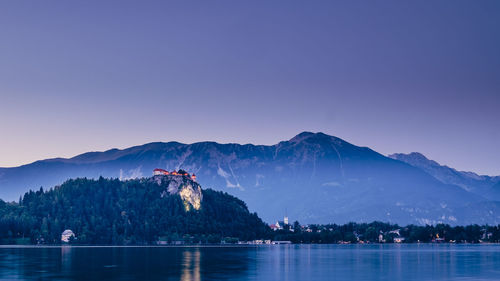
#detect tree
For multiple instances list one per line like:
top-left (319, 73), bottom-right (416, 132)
top-left (293, 221), bottom-right (301, 234)
top-left (364, 227), bottom-right (378, 242)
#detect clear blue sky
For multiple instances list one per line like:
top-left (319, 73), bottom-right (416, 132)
top-left (0, 1), bottom-right (499, 175)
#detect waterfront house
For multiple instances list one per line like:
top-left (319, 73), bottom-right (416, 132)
top-left (61, 230), bottom-right (75, 243)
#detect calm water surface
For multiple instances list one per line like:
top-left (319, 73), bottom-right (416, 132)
top-left (0, 244), bottom-right (499, 280)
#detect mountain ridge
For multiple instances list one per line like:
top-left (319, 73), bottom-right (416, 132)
top-left (389, 152), bottom-right (500, 199)
top-left (1, 132), bottom-right (499, 225)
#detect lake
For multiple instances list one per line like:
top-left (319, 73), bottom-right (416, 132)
top-left (0, 244), bottom-right (499, 280)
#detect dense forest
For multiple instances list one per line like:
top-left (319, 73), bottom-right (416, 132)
top-left (0, 177), bottom-right (270, 245)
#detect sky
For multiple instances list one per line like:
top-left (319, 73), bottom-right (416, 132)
top-left (0, 1), bottom-right (499, 175)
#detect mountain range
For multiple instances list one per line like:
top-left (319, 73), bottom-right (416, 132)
top-left (389, 152), bottom-right (500, 200)
top-left (1, 132), bottom-right (499, 225)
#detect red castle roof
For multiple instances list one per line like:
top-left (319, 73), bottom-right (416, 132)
top-left (153, 169), bottom-right (196, 180)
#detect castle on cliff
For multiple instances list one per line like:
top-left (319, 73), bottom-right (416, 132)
top-left (153, 168), bottom-right (196, 181)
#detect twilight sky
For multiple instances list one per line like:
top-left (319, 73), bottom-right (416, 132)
top-left (0, 1), bottom-right (499, 175)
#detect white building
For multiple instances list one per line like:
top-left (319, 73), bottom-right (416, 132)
top-left (274, 216), bottom-right (291, 230)
top-left (61, 229), bottom-right (75, 243)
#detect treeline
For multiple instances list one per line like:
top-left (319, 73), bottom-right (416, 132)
top-left (1, 176), bottom-right (499, 245)
top-left (0, 177), bottom-right (270, 245)
top-left (273, 221), bottom-right (500, 244)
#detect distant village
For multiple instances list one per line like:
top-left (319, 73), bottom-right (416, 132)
top-left (254, 216), bottom-right (500, 245)
top-left (263, 216), bottom-right (408, 245)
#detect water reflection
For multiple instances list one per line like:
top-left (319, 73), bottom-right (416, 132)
top-left (61, 246), bottom-right (73, 273)
top-left (0, 245), bottom-right (499, 280)
top-left (181, 248), bottom-right (201, 281)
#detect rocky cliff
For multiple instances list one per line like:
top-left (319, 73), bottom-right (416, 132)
top-left (153, 175), bottom-right (202, 211)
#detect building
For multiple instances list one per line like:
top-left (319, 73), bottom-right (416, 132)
top-left (432, 234), bottom-right (446, 243)
top-left (275, 221), bottom-right (285, 230)
top-left (61, 229), bottom-right (75, 243)
top-left (378, 233), bottom-right (385, 243)
top-left (394, 237), bottom-right (405, 243)
top-left (273, 216), bottom-right (290, 230)
top-left (389, 229), bottom-right (401, 236)
top-left (153, 169), bottom-right (197, 181)
top-left (153, 168), bottom-right (169, 176)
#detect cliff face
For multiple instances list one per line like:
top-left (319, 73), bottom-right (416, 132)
top-left (153, 175), bottom-right (202, 211)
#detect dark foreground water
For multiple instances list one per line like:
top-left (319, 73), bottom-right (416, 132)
top-left (0, 244), bottom-right (499, 280)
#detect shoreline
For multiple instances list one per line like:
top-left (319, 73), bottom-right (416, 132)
top-left (1, 243), bottom-right (499, 248)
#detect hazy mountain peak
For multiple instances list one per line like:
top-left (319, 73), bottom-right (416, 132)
top-left (405, 152), bottom-right (429, 160)
top-left (390, 152), bottom-right (500, 197)
top-left (288, 131), bottom-right (342, 145)
top-left (390, 152), bottom-right (441, 167)
top-left (289, 131), bottom-right (316, 143)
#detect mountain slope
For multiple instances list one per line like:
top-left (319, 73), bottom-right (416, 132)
top-left (389, 152), bottom-right (500, 200)
top-left (1, 132), bottom-right (499, 225)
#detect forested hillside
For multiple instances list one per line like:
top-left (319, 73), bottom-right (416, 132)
top-left (0, 177), bottom-right (270, 244)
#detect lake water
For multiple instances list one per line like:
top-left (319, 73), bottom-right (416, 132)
top-left (0, 244), bottom-right (499, 280)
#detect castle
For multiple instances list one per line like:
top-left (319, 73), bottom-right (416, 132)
top-left (153, 168), bottom-right (196, 181)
